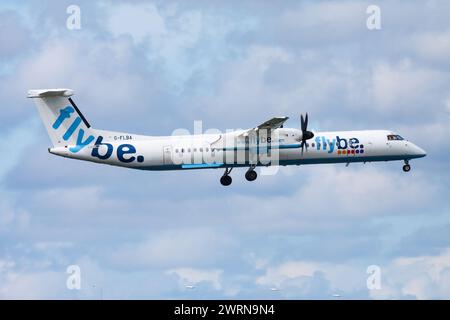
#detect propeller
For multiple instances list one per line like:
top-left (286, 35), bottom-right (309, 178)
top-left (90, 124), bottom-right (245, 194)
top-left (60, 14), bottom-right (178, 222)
top-left (300, 113), bottom-right (314, 154)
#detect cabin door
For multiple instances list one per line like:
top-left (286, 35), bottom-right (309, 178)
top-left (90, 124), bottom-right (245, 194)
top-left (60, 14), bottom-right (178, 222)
top-left (163, 145), bottom-right (172, 165)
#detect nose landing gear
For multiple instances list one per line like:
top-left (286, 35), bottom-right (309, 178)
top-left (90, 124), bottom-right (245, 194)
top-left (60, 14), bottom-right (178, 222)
top-left (403, 160), bottom-right (411, 172)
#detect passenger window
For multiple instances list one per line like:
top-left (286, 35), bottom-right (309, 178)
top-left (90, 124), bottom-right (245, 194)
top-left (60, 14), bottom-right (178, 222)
top-left (193, 148), bottom-right (197, 152)
top-left (175, 149), bottom-right (178, 153)
top-left (200, 148), bottom-right (203, 152)
top-left (206, 148), bottom-right (209, 152)
top-left (181, 148), bottom-right (184, 153)
top-left (188, 148), bottom-right (191, 153)
top-left (312, 143), bottom-right (315, 147)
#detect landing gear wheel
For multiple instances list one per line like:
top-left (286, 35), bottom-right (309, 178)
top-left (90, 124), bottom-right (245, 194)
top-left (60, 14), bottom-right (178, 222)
top-left (403, 164), bottom-right (411, 172)
top-left (220, 175), bottom-right (232, 186)
top-left (245, 170), bottom-right (257, 182)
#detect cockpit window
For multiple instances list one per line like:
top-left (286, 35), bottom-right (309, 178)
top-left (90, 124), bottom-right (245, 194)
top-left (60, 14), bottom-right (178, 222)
top-left (387, 134), bottom-right (404, 141)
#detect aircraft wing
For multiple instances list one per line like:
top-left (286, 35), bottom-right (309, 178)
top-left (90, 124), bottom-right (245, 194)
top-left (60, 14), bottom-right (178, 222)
top-left (238, 116), bottom-right (289, 137)
top-left (256, 117), bottom-right (289, 130)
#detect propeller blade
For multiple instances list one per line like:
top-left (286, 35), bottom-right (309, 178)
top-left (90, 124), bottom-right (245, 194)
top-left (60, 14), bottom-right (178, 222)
top-left (304, 113), bottom-right (308, 130)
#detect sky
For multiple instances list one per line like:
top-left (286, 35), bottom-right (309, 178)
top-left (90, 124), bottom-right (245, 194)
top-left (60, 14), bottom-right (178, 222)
top-left (0, 0), bottom-right (450, 299)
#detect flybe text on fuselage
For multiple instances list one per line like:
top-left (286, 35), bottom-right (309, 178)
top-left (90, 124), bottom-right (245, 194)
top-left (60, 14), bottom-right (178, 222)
top-left (53, 106), bottom-right (144, 163)
top-left (313, 136), bottom-right (365, 155)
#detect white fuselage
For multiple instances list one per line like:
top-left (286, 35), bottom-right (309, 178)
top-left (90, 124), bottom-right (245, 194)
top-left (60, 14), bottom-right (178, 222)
top-left (27, 88), bottom-right (426, 184)
top-left (49, 128), bottom-right (426, 170)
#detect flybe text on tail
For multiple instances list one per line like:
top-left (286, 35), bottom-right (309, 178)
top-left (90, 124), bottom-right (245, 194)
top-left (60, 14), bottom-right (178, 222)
top-left (53, 106), bottom-right (95, 153)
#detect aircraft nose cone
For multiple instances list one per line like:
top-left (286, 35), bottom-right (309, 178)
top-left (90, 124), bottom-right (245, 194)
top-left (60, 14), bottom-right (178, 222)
top-left (410, 143), bottom-right (427, 158)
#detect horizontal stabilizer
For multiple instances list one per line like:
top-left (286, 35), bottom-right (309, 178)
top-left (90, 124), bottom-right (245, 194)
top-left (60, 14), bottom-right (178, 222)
top-left (27, 89), bottom-right (74, 98)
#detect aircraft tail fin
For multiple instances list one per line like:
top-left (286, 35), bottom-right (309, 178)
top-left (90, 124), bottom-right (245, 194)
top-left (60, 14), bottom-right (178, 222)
top-left (28, 89), bottom-right (96, 152)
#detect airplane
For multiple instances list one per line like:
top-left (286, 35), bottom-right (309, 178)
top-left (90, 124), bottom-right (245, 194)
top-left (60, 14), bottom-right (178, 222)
top-left (28, 88), bottom-right (427, 186)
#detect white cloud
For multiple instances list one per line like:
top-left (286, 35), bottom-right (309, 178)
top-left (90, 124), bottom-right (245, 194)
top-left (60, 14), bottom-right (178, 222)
top-left (167, 268), bottom-right (223, 290)
top-left (106, 3), bottom-right (167, 44)
top-left (0, 10), bottom-right (31, 58)
top-left (279, 1), bottom-right (367, 44)
top-left (195, 44), bottom-right (303, 123)
top-left (256, 247), bottom-right (450, 299)
top-left (0, 259), bottom-right (15, 273)
top-left (371, 60), bottom-right (448, 113)
top-left (257, 261), bottom-right (323, 287)
top-left (371, 248), bottom-right (450, 299)
top-left (105, 2), bottom-right (207, 90)
top-left (107, 228), bottom-right (236, 269)
top-left (0, 270), bottom-right (66, 299)
top-left (0, 257), bottom-right (68, 300)
top-left (411, 30), bottom-right (450, 63)
top-left (0, 198), bottom-right (30, 232)
top-left (227, 166), bottom-right (437, 234)
top-left (11, 37), bottom-right (154, 119)
top-left (396, 117), bottom-right (450, 155)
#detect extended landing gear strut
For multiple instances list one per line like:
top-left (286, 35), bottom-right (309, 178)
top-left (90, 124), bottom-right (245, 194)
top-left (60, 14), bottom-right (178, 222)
top-left (245, 165), bottom-right (257, 182)
top-left (403, 160), bottom-right (411, 173)
top-left (220, 168), bottom-right (233, 186)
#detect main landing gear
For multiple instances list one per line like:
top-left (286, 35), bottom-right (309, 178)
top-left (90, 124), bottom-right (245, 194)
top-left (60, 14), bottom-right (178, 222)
top-left (219, 166), bottom-right (258, 186)
top-left (403, 160), bottom-right (411, 172)
top-left (245, 166), bottom-right (257, 182)
top-left (220, 168), bottom-right (233, 186)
